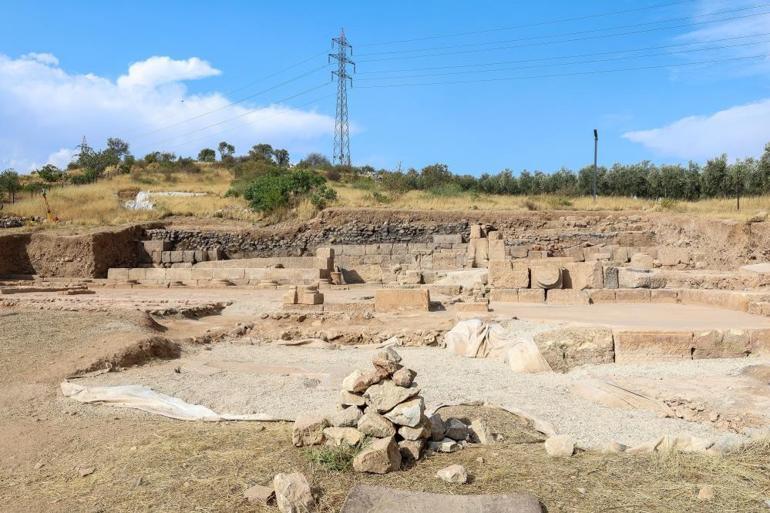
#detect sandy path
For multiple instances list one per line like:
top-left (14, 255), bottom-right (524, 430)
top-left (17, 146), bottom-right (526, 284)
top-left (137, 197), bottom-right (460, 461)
top-left (76, 342), bottom-right (766, 449)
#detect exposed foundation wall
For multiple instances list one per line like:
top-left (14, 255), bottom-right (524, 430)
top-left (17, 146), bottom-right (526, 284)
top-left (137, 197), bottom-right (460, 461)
top-left (0, 226), bottom-right (143, 278)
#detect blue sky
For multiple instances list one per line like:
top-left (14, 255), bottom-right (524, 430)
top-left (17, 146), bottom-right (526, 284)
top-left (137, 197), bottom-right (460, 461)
top-left (1, 0), bottom-right (770, 174)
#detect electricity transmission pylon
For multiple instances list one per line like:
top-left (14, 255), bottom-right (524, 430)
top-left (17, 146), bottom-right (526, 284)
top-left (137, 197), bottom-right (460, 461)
top-left (330, 28), bottom-right (355, 166)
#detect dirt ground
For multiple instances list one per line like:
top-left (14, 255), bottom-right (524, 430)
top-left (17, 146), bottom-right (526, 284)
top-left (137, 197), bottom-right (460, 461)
top-left (1, 308), bottom-right (769, 513)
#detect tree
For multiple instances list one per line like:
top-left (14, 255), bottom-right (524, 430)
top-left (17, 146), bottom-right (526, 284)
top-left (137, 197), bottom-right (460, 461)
top-left (297, 153), bottom-right (332, 169)
top-left (701, 155), bottom-right (729, 198)
top-left (217, 141), bottom-right (235, 160)
top-left (36, 164), bottom-right (65, 183)
top-left (0, 169), bottom-right (20, 203)
top-left (249, 143), bottom-right (274, 162)
top-left (198, 148), bottom-right (216, 162)
top-left (273, 148), bottom-right (290, 168)
top-left (105, 138), bottom-right (130, 161)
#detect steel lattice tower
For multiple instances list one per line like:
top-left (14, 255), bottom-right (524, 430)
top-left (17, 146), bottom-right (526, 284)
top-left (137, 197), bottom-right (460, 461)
top-left (330, 28), bottom-right (355, 166)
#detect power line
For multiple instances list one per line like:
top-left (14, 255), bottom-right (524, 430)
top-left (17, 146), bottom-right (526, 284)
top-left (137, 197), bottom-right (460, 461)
top-left (357, 5), bottom-right (770, 62)
top-left (357, 32), bottom-right (770, 75)
top-left (141, 82), bottom-right (331, 150)
top-left (131, 63), bottom-right (331, 140)
top-left (158, 93), bottom-right (335, 155)
top-left (358, 0), bottom-right (697, 47)
top-left (356, 37), bottom-right (770, 82)
top-left (356, 53), bottom-right (767, 89)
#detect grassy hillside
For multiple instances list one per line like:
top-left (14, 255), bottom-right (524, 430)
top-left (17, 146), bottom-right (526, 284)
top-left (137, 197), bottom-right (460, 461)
top-left (4, 165), bottom-right (770, 228)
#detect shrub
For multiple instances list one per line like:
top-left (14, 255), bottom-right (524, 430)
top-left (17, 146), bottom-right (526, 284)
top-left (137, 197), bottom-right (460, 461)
top-left (242, 169), bottom-right (336, 213)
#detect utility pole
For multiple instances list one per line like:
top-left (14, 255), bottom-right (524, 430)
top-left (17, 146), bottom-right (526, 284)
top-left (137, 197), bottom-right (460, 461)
top-left (593, 129), bottom-right (599, 202)
top-left (330, 28), bottom-right (355, 167)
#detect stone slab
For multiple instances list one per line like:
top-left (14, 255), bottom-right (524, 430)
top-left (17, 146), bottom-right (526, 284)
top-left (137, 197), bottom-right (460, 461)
top-left (340, 485), bottom-right (543, 513)
top-left (614, 330), bottom-right (694, 363)
top-left (375, 289), bottom-right (430, 313)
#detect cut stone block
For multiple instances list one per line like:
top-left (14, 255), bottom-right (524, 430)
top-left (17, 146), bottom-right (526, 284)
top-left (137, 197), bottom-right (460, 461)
top-left (489, 289), bottom-right (518, 302)
top-left (588, 289), bottom-right (616, 304)
top-left (618, 269), bottom-right (666, 289)
top-left (531, 265), bottom-right (562, 289)
top-left (562, 261), bottom-right (602, 290)
top-left (603, 266), bottom-right (619, 289)
top-left (693, 329), bottom-right (750, 359)
top-left (107, 268), bottom-right (129, 281)
top-left (517, 288), bottom-right (545, 303)
top-left (615, 289), bottom-right (651, 303)
top-left (488, 239), bottom-right (506, 261)
top-left (488, 261), bottom-right (529, 288)
top-left (534, 327), bottom-right (614, 372)
top-left (546, 289), bottom-right (589, 305)
top-left (374, 289), bottom-right (430, 313)
top-left (614, 331), bottom-right (694, 363)
top-left (650, 289), bottom-right (678, 303)
top-left (630, 253), bottom-right (654, 271)
top-left (658, 247), bottom-right (689, 266)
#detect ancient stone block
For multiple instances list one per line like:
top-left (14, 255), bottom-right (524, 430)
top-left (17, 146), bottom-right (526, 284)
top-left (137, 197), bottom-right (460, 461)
top-left (518, 288), bottom-right (545, 303)
top-left (531, 265), bottom-right (562, 289)
top-left (169, 251), bottom-right (184, 263)
top-left (213, 268), bottom-right (245, 281)
top-left (562, 261), bottom-right (602, 290)
top-left (488, 239), bottom-right (506, 261)
top-left (488, 260), bottom-right (529, 289)
top-left (614, 331), bottom-right (694, 363)
top-left (161, 251), bottom-right (172, 263)
top-left (454, 301), bottom-right (489, 313)
top-left (615, 289), bottom-right (650, 303)
top-left (749, 329), bottom-right (770, 355)
top-left (469, 224), bottom-right (483, 239)
top-left (618, 269), bottom-right (666, 289)
top-left (528, 250), bottom-right (549, 259)
top-left (603, 266), bottom-right (619, 289)
top-left (563, 246), bottom-right (585, 262)
top-left (693, 329), bottom-right (749, 359)
top-left (510, 246), bottom-right (529, 258)
top-left (612, 247), bottom-right (629, 264)
top-left (630, 253), bottom-right (653, 270)
top-left (374, 289), bottom-right (430, 313)
top-left (433, 234), bottom-right (462, 244)
top-left (107, 268), bottom-right (130, 281)
top-left (658, 247), bottom-right (689, 267)
top-left (546, 289), bottom-right (590, 305)
top-left (588, 289), bottom-right (616, 304)
top-left (650, 289), bottom-right (678, 303)
top-left (534, 327), bottom-right (614, 372)
top-left (489, 288), bottom-right (518, 302)
top-left (127, 268), bottom-right (147, 281)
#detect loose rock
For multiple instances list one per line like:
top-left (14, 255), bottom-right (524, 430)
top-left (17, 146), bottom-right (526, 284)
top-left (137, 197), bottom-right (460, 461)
top-left (392, 367), bottom-right (416, 387)
top-left (352, 437), bottom-right (402, 474)
top-left (323, 427), bottom-right (363, 447)
top-left (398, 439), bottom-right (424, 463)
top-left (384, 397), bottom-right (425, 427)
top-left (444, 418), bottom-right (470, 441)
top-left (358, 411), bottom-right (396, 438)
top-left (273, 472), bottom-right (316, 513)
top-left (330, 406), bottom-right (363, 428)
top-left (429, 413), bottom-right (446, 441)
top-left (436, 464), bottom-right (468, 484)
top-left (428, 438), bottom-right (461, 453)
top-left (364, 380), bottom-right (420, 413)
top-left (544, 435), bottom-right (575, 457)
top-left (244, 484), bottom-right (275, 505)
top-left (398, 415), bottom-right (431, 440)
top-left (372, 347), bottom-right (402, 375)
top-left (339, 390), bottom-right (366, 407)
top-left (292, 415), bottom-right (328, 447)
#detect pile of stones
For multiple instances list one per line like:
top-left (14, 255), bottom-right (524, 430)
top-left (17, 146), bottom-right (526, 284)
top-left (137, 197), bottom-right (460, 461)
top-left (292, 348), bottom-right (478, 474)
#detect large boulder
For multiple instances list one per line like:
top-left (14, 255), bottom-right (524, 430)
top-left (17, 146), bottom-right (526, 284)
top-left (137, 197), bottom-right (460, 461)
top-left (364, 380), bottom-right (420, 413)
top-left (383, 397), bottom-right (425, 427)
top-left (273, 472), bottom-right (316, 513)
top-left (358, 411), bottom-right (396, 438)
top-left (292, 416), bottom-right (328, 447)
top-left (352, 437), bottom-right (402, 474)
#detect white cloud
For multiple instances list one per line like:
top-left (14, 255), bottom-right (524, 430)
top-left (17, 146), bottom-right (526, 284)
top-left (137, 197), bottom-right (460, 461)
top-left (117, 56), bottom-right (220, 88)
top-left (0, 53), bottom-right (333, 171)
top-left (46, 147), bottom-right (77, 168)
top-left (623, 98), bottom-right (770, 160)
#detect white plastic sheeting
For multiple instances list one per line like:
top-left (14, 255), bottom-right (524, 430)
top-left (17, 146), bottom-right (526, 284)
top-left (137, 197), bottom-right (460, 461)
top-left (444, 319), bottom-right (552, 373)
top-left (60, 381), bottom-right (285, 422)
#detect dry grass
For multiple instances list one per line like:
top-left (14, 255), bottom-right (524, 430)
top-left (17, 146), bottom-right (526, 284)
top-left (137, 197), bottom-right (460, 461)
top-left (6, 168), bottom-right (770, 228)
top-left (7, 408), bottom-right (768, 513)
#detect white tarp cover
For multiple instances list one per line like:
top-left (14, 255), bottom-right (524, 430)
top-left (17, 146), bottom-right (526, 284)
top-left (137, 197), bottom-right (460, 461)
top-left (444, 319), bottom-right (551, 373)
top-left (60, 381), bottom-right (284, 422)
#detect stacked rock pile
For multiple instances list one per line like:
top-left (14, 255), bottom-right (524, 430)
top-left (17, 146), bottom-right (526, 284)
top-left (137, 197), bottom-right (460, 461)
top-left (292, 348), bottom-right (479, 474)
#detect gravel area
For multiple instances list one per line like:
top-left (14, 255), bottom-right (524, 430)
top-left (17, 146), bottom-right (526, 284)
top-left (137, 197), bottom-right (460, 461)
top-left (75, 340), bottom-right (767, 449)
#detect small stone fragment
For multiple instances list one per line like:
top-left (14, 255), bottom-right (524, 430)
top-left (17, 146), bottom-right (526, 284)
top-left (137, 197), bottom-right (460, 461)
top-left (544, 435), bottom-right (575, 457)
top-left (352, 437), bottom-right (401, 474)
top-left (358, 411), bottom-right (396, 438)
top-left (330, 406), bottom-right (363, 428)
top-left (436, 464), bottom-right (468, 484)
top-left (292, 415), bottom-right (328, 447)
top-left (697, 485), bottom-right (715, 501)
top-left (428, 438), bottom-right (461, 453)
top-left (384, 397), bottom-right (425, 427)
top-left (273, 472), bottom-right (316, 513)
top-left (392, 367), bottom-right (416, 387)
top-left (444, 418), bottom-right (470, 441)
top-left (244, 484), bottom-right (275, 505)
top-left (78, 466), bottom-right (95, 477)
top-left (323, 427), bottom-right (364, 447)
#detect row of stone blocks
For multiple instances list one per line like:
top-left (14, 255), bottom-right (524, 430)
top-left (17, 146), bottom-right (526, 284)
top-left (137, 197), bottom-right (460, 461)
top-left (107, 267), bottom-right (323, 284)
top-left (138, 240), bottom-right (222, 265)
